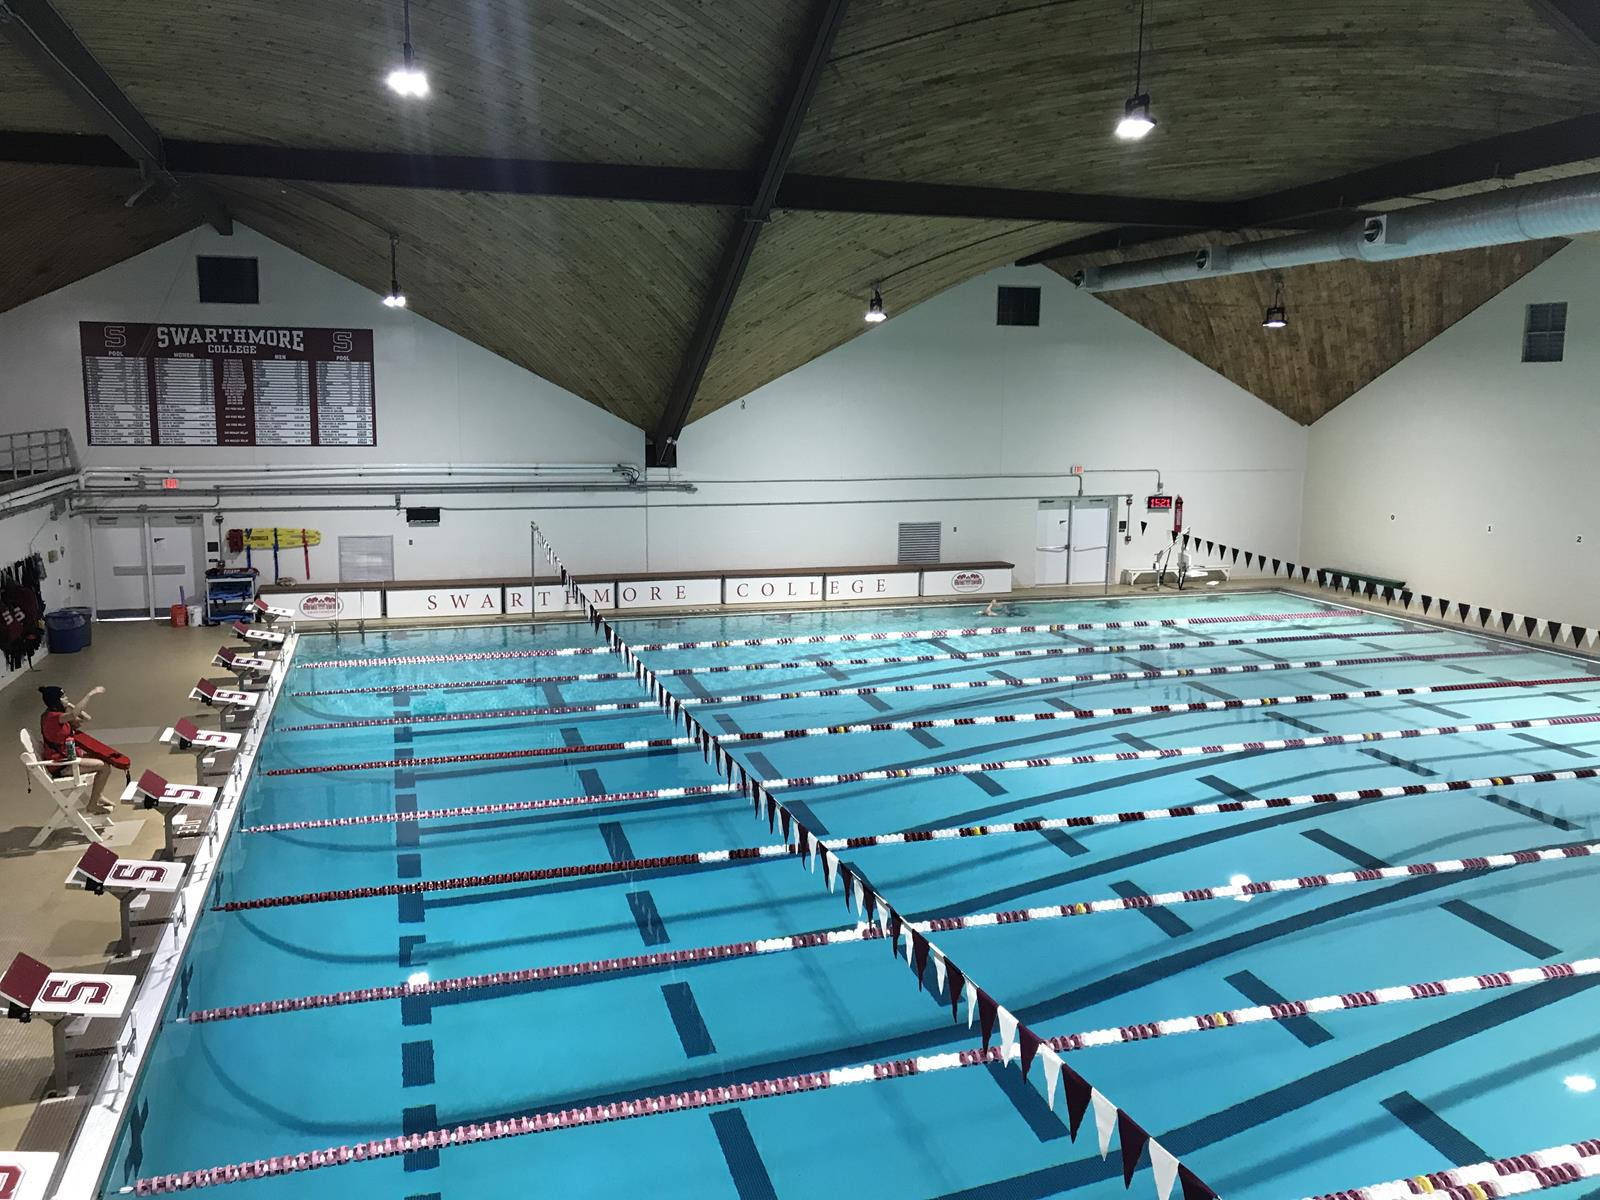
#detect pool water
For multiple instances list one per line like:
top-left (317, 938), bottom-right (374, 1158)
top-left (103, 590), bottom-right (1600, 1199)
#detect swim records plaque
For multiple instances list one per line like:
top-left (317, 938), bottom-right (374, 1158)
top-left (79, 322), bottom-right (376, 447)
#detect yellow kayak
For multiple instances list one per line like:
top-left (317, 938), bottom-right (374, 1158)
top-left (240, 528), bottom-right (322, 550)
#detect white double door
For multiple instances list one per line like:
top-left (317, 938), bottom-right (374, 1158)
top-left (1034, 498), bottom-right (1113, 587)
top-left (91, 517), bottom-right (202, 617)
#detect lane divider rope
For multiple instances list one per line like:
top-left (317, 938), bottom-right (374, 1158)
top-left (238, 763), bottom-right (1600, 837)
top-left (211, 829), bottom-right (1598, 915)
top-left (1299, 1139), bottom-right (1600, 1200)
top-left (275, 648), bottom-right (1510, 731)
top-left (295, 608), bottom-right (1364, 670)
top-left (286, 628), bottom-right (1431, 696)
top-left (262, 690), bottom-right (1600, 778)
top-left (133, 963), bottom-right (1600, 1194)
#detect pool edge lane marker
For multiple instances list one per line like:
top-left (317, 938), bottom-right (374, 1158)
top-left (129, 956), bottom-right (1600, 1195)
top-left (1297, 1136), bottom-right (1600, 1200)
top-left (529, 525), bottom-right (1214, 1200)
top-left (296, 606), bottom-right (1366, 670)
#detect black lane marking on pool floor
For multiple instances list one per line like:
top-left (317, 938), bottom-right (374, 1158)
top-left (1403, 698), bottom-right (1471, 721)
top-left (1225, 970), bottom-right (1332, 1047)
top-left (1380, 1091), bottom-right (1488, 1164)
top-left (1313, 671), bottom-right (1366, 689)
top-left (1110, 880), bottom-right (1192, 937)
top-left (782, 799), bottom-right (828, 835)
top-left (599, 821), bottom-right (636, 862)
top-left (715, 714), bottom-right (744, 735)
top-left (909, 728), bottom-right (943, 748)
top-left (1301, 828), bottom-right (1561, 958)
top-left (1480, 791), bottom-right (1580, 832)
top-left (662, 981), bottom-right (717, 1057)
top-left (710, 1108), bottom-right (782, 1199)
top-left (986, 1060), bottom-right (1070, 1142)
top-left (394, 705), bottom-right (437, 1173)
top-left (1183, 681), bottom-right (1235, 700)
top-left (402, 1104), bottom-right (439, 1172)
top-left (930, 973), bottom-right (1600, 1200)
top-left (677, 672), bottom-right (716, 701)
top-left (1361, 749), bottom-right (1437, 777)
top-left (1266, 711), bottom-right (1326, 734)
top-left (539, 680), bottom-right (565, 707)
top-left (859, 692), bottom-right (893, 712)
top-left (965, 772), bottom-right (1007, 796)
top-left (744, 750), bottom-right (779, 779)
top-left (1040, 829), bottom-right (1088, 857)
top-left (1116, 731), bottom-right (1160, 752)
top-left (1515, 732), bottom-right (1594, 759)
top-left (627, 892), bottom-right (671, 945)
top-left (1199, 774), bottom-right (1260, 804)
top-left (401, 1040), bottom-right (435, 1087)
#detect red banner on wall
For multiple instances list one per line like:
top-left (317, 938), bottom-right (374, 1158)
top-left (79, 322), bottom-right (376, 447)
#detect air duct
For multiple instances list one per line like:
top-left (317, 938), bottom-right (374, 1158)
top-left (1071, 171), bottom-right (1600, 293)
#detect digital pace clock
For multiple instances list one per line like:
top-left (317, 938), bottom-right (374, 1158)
top-left (1146, 494), bottom-right (1174, 511)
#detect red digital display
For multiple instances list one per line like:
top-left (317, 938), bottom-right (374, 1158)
top-left (1146, 494), bottom-right (1174, 511)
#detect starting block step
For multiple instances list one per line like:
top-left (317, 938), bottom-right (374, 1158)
top-left (68, 844), bottom-right (186, 895)
top-left (231, 621), bottom-right (285, 646)
top-left (123, 770), bottom-right (218, 811)
top-left (191, 679), bottom-right (261, 709)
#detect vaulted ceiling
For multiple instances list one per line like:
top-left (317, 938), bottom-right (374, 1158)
top-left (3, 0), bottom-right (1599, 450)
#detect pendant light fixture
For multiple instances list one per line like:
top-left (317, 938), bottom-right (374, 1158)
top-left (864, 285), bottom-right (887, 324)
top-left (1114, 1), bottom-right (1156, 141)
top-left (382, 233), bottom-right (408, 307)
top-left (386, 0), bottom-right (429, 97)
top-left (1262, 277), bottom-right (1288, 329)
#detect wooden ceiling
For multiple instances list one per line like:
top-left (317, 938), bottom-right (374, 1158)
top-left (2, 0), bottom-right (1599, 438)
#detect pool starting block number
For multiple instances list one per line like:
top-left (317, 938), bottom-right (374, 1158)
top-left (231, 621), bottom-right (285, 646)
top-left (69, 844), bottom-right (185, 895)
top-left (164, 718), bottom-right (241, 752)
top-left (253, 596), bottom-right (297, 623)
top-left (124, 769), bottom-right (218, 811)
top-left (0, 953), bottom-right (134, 1021)
top-left (0, 1150), bottom-right (59, 1200)
top-left (191, 679), bottom-right (260, 709)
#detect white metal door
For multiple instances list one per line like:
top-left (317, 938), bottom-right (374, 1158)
top-left (1068, 501), bottom-right (1112, 585)
top-left (1034, 505), bottom-right (1069, 585)
top-left (148, 524), bottom-right (198, 611)
top-left (90, 522), bottom-right (149, 617)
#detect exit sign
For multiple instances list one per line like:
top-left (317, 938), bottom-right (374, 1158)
top-left (1146, 494), bottom-right (1173, 511)
top-left (162, 477), bottom-right (180, 490)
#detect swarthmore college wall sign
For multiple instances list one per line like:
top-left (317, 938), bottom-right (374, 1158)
top-left (78, 322), bottom-right (375, 447)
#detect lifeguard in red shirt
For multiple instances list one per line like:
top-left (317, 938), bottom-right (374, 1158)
top-left (38, 685), bottom-right (114, 815)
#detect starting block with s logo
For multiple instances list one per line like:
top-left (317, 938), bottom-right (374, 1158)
top-left (67, 844), bottom-right (186, 957)
top-left (252, 595), bottom-right (297, 627)
top-left (230, 620), bottom-right (285, 648)
top-left (0, 1151), bottom-right (59, 1200)
top-left (214, 645), bottom-right (276, 685)
top-left (190, 678), bottom-right (260, 726)
top-left (122, 769), bottom-right (217, 858)
top-left (1, 953), bottom-right (135, 1096)
top-left (161, 717), bottom-right (240, 785)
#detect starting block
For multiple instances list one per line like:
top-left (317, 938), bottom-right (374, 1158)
top-left (1, 952), bottom-right (134, 1096)
top-left (160, 718), bottom-right (239, 786)
top-left (67, 844), bottom-right (185, 958)
top-left (230, 620), bottom-right (285, 648)
top-left (124, 769), bottom-right (217, 858)
top-left (0, 1151), bottom-right (59, 1200)
top-left (214, 645), bottom-right (276, 686)
top-left (190, 678), bottom-right (260, 726)
top-left (252, 595), bottom-right (297, 627)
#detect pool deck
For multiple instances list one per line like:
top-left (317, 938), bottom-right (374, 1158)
top-left (0, 578), bottom-right (1588, 1168)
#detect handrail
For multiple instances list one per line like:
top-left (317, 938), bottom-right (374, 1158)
top-left (0, 427), bottom-right (78, 481)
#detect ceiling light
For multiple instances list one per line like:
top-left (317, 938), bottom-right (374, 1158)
top-left (1115, 2), bottom-right (1156, 142)
top-left (1115, 95), bottom-right (1156, 140)
top-left (864, 285), bottom-right (887, 324)
top-left (386, 0), bottom-right (429, 97)
top-left (1263, 277), bottom-right (1288, 329)
top-left (382, 232), bottom-right (408, 308)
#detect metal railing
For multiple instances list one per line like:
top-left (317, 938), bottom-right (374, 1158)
top-left (0, 427), bottom-right (78, 483)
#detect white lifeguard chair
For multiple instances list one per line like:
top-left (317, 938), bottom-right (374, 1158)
top-left (0, 952), bottom-right (135, 1097)
top-left (230, 620), bottom-right (285, 649)
top-left (67, 843), bottom-right (186, 958)
top-left (122, 768), bottom-right (218, 859)
top-left (190, 678), bottom-right (261, 727)
top-left (18, 730), bottom-right (113, 849)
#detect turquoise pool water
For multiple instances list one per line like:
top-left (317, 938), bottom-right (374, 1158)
top-left (103, 590), bottom-right (1600, 1199)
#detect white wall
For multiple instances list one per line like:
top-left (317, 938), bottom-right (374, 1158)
top-left (1302, 241), bottom-right (1599, 627)
top-left (669, 264), bottom-right (1306, 583)
top-left (0, 231), bottom-right (1307, 587)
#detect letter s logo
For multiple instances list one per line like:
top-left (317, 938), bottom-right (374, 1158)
top-left (104, 326), bottom-right (127, 351)
top-left (332, 331), bottom-right (354, 354)
top-left (111, 863), bottom-right (170, 884)
top-left (42, 979), bottom-right (111, 1006)
top-left (0, 1164), bottom-right (23, 1199)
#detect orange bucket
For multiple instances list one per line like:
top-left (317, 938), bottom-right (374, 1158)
top-left (170, 603), bottom-right (188, 627)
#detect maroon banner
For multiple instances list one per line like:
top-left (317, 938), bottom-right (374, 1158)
top-left (79, 322), bottom-right (375, 447)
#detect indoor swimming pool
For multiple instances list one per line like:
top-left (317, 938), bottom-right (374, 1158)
top-left (101, 590), bottom-right (1600, 1199)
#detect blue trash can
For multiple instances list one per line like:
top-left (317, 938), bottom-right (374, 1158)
top-left (45, 609), bottom-right (90, 654)
top-left (66, 605), bottom-right (92, 648)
